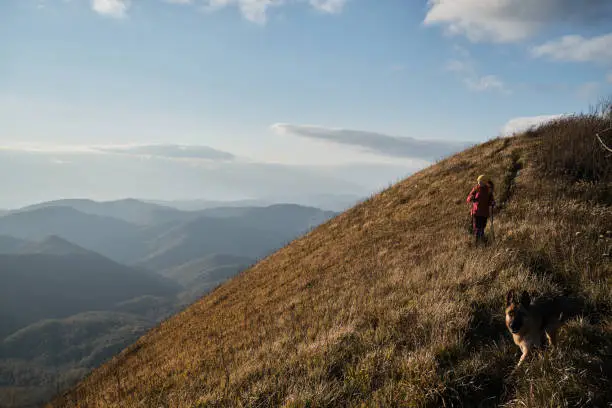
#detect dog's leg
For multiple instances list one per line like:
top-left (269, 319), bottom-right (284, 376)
top-left (545, 328), bottom-right (558, 348)
top-left (517, 345), bottom-right (530, 367)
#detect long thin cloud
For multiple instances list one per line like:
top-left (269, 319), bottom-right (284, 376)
top-left (96, 144), bottom-right (235, 160)
top-left (271, 123), bottom-right (473, 160)
top-left (0, 144), bottom-right (235, 161)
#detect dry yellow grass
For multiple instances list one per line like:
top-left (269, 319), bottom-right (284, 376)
top-left (48, 112), bottom-right (611, 407)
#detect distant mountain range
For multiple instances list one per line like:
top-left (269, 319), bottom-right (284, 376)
top-left (19, 198), bottom-right (188, 226)
top-left (141, 193), bottom-right (363, 212)
top-left (0, 200), bottom-right (336, 266)
top-left (0, 197), bottom-right (338, 407)
top-left (2, 193), bottom-right (363, 216)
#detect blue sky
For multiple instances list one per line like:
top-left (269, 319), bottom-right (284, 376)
top-left (1, 0), bottom-right (612, 208)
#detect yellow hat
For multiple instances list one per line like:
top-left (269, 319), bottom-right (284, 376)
top-left (477, 174), bottom-right (488, 183)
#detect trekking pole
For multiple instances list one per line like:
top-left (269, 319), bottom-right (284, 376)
top-left (467, 202), bottom-right (474, 236)
top-left (489, 209), bottom-right (495, 242)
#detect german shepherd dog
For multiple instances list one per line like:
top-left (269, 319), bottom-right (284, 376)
top-left (505, 290), bottom-right (574, 367)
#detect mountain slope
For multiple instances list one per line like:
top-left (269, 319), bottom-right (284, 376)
top-left (49, 114), bottom-right (612, 407)
top-left (0, 206), bottom-right (148, 262)
top-left (0, 252), bottom-right (180, 339)
top-left (15, 236), bottom-right (94, 256)
top-left (163, 253), bottom-right (255, 286)
top-left (0, 312), bottom-right (153, 408)
top-left (0, 235), bottom-right (29, 254)
top-left (164, 254), bottom-right (255, 306)
top-left (1, 311), bottom-right (151, 366)
top-left (136, 206), bottom-right (336, 272)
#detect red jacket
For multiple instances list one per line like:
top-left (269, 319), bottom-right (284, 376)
top-left (467, 184), bottom-right (495, 217)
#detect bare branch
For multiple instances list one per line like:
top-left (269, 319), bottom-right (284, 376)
top-left (596, 128), bottom-right (612, 153)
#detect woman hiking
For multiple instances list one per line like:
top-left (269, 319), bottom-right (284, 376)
top-left (467, 175), bottom-right (496, 245)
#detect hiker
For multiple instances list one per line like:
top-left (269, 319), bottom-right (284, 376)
top-left (467, 175), bottom-right (496, 245)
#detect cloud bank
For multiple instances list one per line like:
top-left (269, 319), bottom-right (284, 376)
top-left (97, 0), bottom-right (349, 22)
top-left (0, 144), bottom-right (420, 209)
top-left (424, 0), bottom-right (612, 43)
top-left (271, 123), bottom-right (472, 160)
top-left (0, 143), bottom-right (236, 161)
top-left (96, 144), bottom-right (235, 160)
top-left (531, 33), bottom-right (612, 63)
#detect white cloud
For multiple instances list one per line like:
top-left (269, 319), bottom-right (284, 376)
top-left (531, 33), bottom-right (612, 63)
top-left (0, 143), bottom-right (235, 161)
top-left (445, 49), bottom-right (510, 94)
top-left (502, 114), bottom-right (567, 136)
top-left (195, 0), bottom-right (348, 24)
top-left (86, 0), bottom-right (348, 22)
top-left (270, 123), bottom-right (471, 160)
top-left (0, 144), bottom-right (408, 209)
top-left (91, 0), bottom-right (129, 18)
top-left (0, 143), bottom-right (98, 154)
top-left (309, 0), bottom-right (347, 14)
top-left (425, 0), bottom-right (536, 43)
top-left (97, 144), bottom-right (235, 160)
top-left (424, 0), bottom-right (612, 43)
top-left (466, 75), bottom-right (510, 94)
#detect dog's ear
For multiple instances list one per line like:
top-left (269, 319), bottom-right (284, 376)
top-left (506, 290), bottom-right (515, 307)
top-left (520, 291), bottom-right (531, 308)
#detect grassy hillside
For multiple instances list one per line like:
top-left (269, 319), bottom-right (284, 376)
top-left (50, 112), bottom-right (611, 407)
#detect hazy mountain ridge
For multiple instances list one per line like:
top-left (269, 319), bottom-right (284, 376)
top-left (146, 193), bottom-right (362, 212)
top-left (136, 207), bottom-right (336, 272)
top-left (0, 252), bottom-right (180, 338)
top-left (18, 198), bottom-right (188, 226)
top-left (0, 312), bottom-right (153, 408)
top-left (15, 236), bottom-right (94, 256)
top-left (0, 206), bottom-right (149, 263)
top-left (164, 254), bottom-right (256, 306)
top-left (0, 200), bottom-right (338, 407)
top-left (0, 235), bottom-right (29, 254)
top-left (1, 311), bottom-right (151, 365)
top-left (0, 201), bottom-right (338, 267)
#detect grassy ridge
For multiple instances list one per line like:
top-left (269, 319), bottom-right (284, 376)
top-left (49, 112), bottom-right (612, 407)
